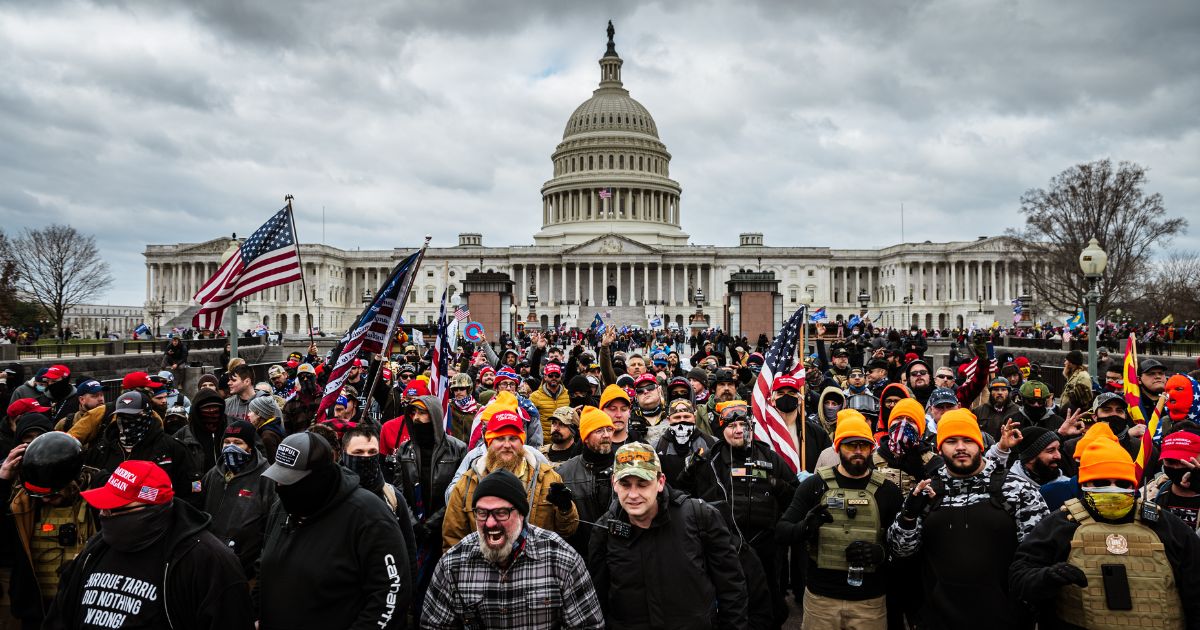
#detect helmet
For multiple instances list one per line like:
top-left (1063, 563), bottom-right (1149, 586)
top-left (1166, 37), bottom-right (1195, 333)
top-left (846, 393), bottom-right (880, 418)
top-left (21, 432), bottom-right (84, 497)
top-left (165, 405), bottom-right (187, 419)
top-left (450, 373), bottom-right (473, 389)
top-left (156, 370), bottom-right (175, 387)
top-left (712, 368), bottom-right (738, 385)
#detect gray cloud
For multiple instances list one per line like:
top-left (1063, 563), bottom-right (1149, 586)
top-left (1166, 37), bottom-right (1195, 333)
top-left (0, 0), bottom-right (1195, 306)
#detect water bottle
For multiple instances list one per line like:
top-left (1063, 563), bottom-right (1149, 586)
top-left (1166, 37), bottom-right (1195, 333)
top-left (846, 565), bottom-right (864, 587)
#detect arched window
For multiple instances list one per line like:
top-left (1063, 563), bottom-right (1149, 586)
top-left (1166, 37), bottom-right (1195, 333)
top-left (589, 155), bottom-right (594, 169)
top-left (619, 155), bottom-right (624, 169)
top-left (608, 155), bottom-right (613, 169)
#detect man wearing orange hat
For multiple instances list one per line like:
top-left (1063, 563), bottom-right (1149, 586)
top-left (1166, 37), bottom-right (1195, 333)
top-left (889, 408), bottom-right (1049, 629)
top-left (442, 407), bottom-right (578, 550)
top-left (678, 399), bottom-right (798, 627)
top-left (777, 414), bottom-right (902, 629)
top-left (597, 384), bottom-right (633, 448)
top-left (1011, 425), bottom-right (1200, 628)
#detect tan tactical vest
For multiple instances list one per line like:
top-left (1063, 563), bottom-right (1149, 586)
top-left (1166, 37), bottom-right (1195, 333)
top-left (809, 467), bottom-right (885, 572)
top-left (30, 500), bottom-right (92, 600)
top-left (1055, 498), bottom-right (1184, 629)
top-left (872, 450), bottom-right (933, 497)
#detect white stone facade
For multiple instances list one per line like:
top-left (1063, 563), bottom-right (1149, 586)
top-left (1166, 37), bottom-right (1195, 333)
top-left (144, 28), bottom-right (1040, 335)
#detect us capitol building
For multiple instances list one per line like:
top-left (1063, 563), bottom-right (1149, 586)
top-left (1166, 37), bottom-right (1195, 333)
top-left (144, 25), bottom-right (1040, 340)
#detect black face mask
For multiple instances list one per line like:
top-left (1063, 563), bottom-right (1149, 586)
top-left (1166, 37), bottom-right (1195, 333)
top-left (100, 503), bottom-right (173, 552)
top-left (118, 413), bottom-right (155, 448)
top-left (48, 380), bottom-right (73, 400)
top-left (774, 395), bottom-right (799, 414)
top-left (1023, 404), bottom-right (1047, 423)
top-left (276, 464), bottom-right (341, 518)
top-left (410, 420), bottom-right (435, 448)
top-left (1164, 466), bottom-right (1194, 491)
top-left (343, 454), bottom-right (385, 492)
top-left (569, 394), bottom-right (591, 408)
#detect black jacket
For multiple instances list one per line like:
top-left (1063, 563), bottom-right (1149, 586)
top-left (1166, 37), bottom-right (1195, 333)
top-left (393, 395), bottom-right (467, 554)
top-left (1009, 505), bottom-right (1200, 629)
top-left (677, 440), bottom-right (798, 539)
top-left (83, 422), bottom-right (196, 504)
top-left (176, 388), bottom-right (229, 477)
top-left (588, 489), bottom-right (749, 630)
top-left (45, 500), bottom-right (254, 630)
top-left (200, 447), bottom-right (276, 578)
top-left (557, 449), bottom-right (616, 556)
top-left (257, 468), bottom-right (412, 629)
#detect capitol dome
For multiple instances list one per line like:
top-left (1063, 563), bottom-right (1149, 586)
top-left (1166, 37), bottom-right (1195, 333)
top-left (534, 22), bottom-right (688, 247)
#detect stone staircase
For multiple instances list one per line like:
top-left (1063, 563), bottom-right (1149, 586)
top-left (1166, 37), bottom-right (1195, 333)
top-left (579, 305), bottom-right (650, 329)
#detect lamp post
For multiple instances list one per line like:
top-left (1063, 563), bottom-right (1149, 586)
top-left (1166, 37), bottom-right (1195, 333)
top-left (508, 304), bottom-right (518, 338)
top-left (1079, 237), bottom-right (1108, 379)
top-left (728, 304), bottom-right (737, 336)
top-left (314, 297), bottom-right (324, 335)
top-left (902, 294), bottom-right (914, 328)
top-left (857, 290), bottom-right (870, 317)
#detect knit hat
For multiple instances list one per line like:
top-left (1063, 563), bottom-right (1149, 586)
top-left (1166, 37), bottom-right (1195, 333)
top-left (484, 409), bottom-right (525, 444)
top-left (833, 413), bottom-right (875, 450)
top-left (688, 367), bottom-right (709, 384)
top-left (599, 384), bottom-right (631, 410)
top-left (493, 368), bottom-right (520, 385)
top-left (1165, 374), bottom-right (1200, 422)
top-left (567, 375), bottom-right (592, 395)
top-left (579, 406), bottom-right (615, 441)
top-left (1017, 426), bottom-right (1060, 463)
top-left (249, 395), bottom-right (280, 420)
top-left (223, 420), bottom-right (258, 443)
top-left (1074, 422), bottom-right (1119, 462)
top-left (935, 409), bottom-right (984, 450)
top-left (473, 469), bottom-right (529, 516)
top-left (1077, 434), bottom-right (1137, 484)
top-left (889, 398), bottom-right (927, 436)
top-left (480, 391), bottom-right (520, 423)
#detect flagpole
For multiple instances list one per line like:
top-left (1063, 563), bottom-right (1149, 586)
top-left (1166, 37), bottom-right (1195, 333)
top-left (285, 195), bottom-right (316, 348)
top-left (361, 235), bottom-right (431, 421)
top-left (798, 305), bottom-right (808, 473)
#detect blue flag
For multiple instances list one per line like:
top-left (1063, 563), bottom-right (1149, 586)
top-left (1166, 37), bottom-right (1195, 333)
top-left (847, 314), bottom-right (862, 328)
top-left (809, 307), bottom-right (827, 323)
top-left (134, 323), bottom-right (150, 336)
top-left (591, 313), bottom-right (606, 335)
top-left (1066, 308), bottom-right (1085, 331)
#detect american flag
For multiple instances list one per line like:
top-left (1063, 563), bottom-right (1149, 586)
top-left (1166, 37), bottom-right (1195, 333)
top-left (598, 188), bottom-right (613, 199)
top-left (454, 304), bottom-right (470, 323)
top-left (192, 207), bottom-right (302, 331)
top-left (751, 306), bottom-right (809, 473)
top-left (316, 250), bottom-right (423, 419)
top-left (429, 290), bottom-right (454, 430)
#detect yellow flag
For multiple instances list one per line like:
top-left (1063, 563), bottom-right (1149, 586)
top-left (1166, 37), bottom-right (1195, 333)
top-left (1161, 313), bottom-right (1174, 325)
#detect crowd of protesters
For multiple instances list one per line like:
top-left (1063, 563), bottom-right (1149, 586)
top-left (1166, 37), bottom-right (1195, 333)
top-left (0, 314), bottom-right (1197, 629)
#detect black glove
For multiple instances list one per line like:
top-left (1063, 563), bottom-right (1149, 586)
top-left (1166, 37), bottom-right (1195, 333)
top-left (412, 520), bottom-right (431, 542)
top-left (547, 482), bottom-right (574, 511)
top-left (845, 540), bottom-right (886, 567)
top-left (901, 487), bottom-right (932, 521)
top-left (1046, 562), bottom-right (1088, 587)
top-left (800, 503), bottom-right (833, 539)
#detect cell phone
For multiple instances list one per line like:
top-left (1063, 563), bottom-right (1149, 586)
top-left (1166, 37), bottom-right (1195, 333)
top-left (1101, 564), bottom-right (1133, 610)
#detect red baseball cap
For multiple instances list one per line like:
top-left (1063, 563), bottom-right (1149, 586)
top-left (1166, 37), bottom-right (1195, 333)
top-left (381, 368), bottom-right (393, 381)
top-left (81, 461), bottom-right (175, 510)
top-left (43, 366), bottom-right (67, 381)
top-left (484, 410), bottom-right (525, 444)
top-left (7, 398), bottom-right (51, 418)
top-left (543, 363), bottom-right (563, 376)
top-left (479, 366), bottom-right (495, 376)
top-left (772, 376), bottom-right (802, 393)
top-left (121, 371), bottom-right (165, 390)
top-left (1160, 432), bottom-right (1200, 462)
top-left (633, 373), bottom-right (658, 388)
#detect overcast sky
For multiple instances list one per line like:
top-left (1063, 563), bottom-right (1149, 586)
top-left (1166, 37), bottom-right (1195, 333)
top-left (2, 0), bottom-right (1197, 306)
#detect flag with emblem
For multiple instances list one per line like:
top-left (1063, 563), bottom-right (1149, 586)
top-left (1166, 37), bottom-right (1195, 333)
top-left (751, 306), bottom-right (809, 473)
top-left (316, 249), bottom-right (424, 419)
top-left (192, 207), bottom-right (303, 331)
top-left (809, 307), bottom-right (827, 323)
top-left (430, 289), bottom-right (454, 429)
top-left (454, 303), bottom-right (470, 323)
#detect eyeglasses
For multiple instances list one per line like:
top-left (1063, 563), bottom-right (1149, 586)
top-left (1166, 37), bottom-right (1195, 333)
top-left (635, 386), bottom-right (657, 395)
top-left (473, 507), bottom-right (515, 522)
top-left (935, 374), bottom-right (955, 380)
top-left (909, 370), bottom-right (929, 377)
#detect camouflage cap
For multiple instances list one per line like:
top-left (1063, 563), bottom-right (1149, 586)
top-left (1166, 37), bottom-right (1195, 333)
top-left (613, 442), bottom-right (661, 481)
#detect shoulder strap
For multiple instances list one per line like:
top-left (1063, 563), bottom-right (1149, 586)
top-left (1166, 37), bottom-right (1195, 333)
top-left (817, 466), bottom-right (837, 486)
top-left (871, 451), bottom-right (886, 468)
top-left (1061, 498), bottom-right (1092, 525)
top-left (987, 465), bottom-right (1009, 511)
top-left (866, 470), bottom-right (886, 494)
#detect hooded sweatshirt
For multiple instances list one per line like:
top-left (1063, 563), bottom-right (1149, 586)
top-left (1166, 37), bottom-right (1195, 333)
top-left (200, 428), bottom-right (276, 578)
top-left (176, 389), bottom-right (229, 478)
top-left (813, 386), bottom-right (846, 434)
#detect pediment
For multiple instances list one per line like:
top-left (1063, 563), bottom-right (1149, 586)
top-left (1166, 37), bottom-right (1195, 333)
top-left (563, 233), bottom-right (658, 256)
top-left (175, 237), bottom-right (238, 255)
top-left (952, 236), bottom-right (1014, 254)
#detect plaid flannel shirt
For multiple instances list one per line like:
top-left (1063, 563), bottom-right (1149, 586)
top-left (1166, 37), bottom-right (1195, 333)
top-left (422, 525), bottom-right (604, 630)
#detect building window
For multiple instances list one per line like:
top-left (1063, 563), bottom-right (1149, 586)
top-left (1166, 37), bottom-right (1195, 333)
top-left (789, 288), bottom-right (798, 303)
top-left (807, 270), bottom-right (815, 277)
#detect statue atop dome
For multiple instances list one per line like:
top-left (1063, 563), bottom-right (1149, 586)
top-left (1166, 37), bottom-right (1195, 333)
top-left (605, 20), bottom-right (617, 58)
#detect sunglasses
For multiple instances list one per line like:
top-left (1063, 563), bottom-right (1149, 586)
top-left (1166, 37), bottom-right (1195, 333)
top-left (635, 385), bottom-right (657, 394)
top-left (909, 370), bottom-right (930, 377)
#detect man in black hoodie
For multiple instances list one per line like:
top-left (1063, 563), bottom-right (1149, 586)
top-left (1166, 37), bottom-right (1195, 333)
top-left (46, 460), bottom-right (254, 629)
top-left (83, 391), bottom-right (196, 506)
top-left (199, 420), bottom-right (277, 578)
top-left (258, 432), bottom-right (412, 629)
top-left (392, 394), bottom-right (466, 613)
top-left (176, 389), bottom-right (227, 495)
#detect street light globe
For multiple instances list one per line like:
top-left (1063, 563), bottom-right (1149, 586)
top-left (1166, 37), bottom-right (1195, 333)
top-left (508, 305), bottom-right (518, 315)
top-left (728, 304), bottom-right (738, 315)
top-left (451, 294), bottom-right (462, 307)
top-left (1079, 237), bottom-right (1108, 279)
top-left (802, 292), bottom-right (815, 306)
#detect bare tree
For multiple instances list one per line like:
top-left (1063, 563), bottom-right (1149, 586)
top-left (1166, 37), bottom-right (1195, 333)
top-left (1004, 159), bottom-right (1187, 316)
top-left (1136, 250), bottom-right (1200, 323)
top-left (0, 230), bottom-right (23, 324)
top-left (9, 225), bottom-right (113, 338)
